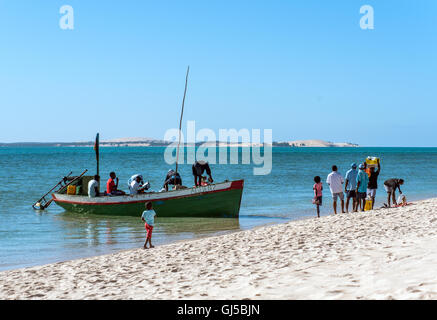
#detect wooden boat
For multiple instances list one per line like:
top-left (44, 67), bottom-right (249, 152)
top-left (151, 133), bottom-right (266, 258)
top-left (43, 68), bottom-right (245, 218)
top-left (52, 179), bottom-right (244, 217)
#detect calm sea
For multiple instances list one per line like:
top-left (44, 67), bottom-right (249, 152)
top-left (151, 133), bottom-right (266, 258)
top-left (1, 147), bottom-right (436, 271)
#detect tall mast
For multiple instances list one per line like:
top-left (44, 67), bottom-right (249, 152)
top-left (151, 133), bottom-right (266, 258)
top-left (175, 66), bottom-right (190, 175)
top-left (94, 133), bottom-right (100, 176)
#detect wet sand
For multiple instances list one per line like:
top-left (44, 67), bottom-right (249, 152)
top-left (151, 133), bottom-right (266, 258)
top-left (1, 198), bottom-right (437, 299)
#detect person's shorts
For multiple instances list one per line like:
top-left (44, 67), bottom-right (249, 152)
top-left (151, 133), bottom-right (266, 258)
top-left (384, 185), bottom-right (394, 193)
top-left (315, 196), bottom-right (322, 205)
top-left (367, 188), bottom-right (377, 197)
top-left (357, 192), bottom-right (367, 199)
top-left (332, 192), bottom-right (344, 202)
top-left (145, 223), bottom-right (154, 240)
top-left (346, 190), bottom-right (357, 199)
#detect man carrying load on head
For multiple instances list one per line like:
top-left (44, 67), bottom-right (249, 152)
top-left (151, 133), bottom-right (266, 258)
top-left (192, 160), bottom-right (213, 187)
top-left (367, 159), bottom-right (381, 209)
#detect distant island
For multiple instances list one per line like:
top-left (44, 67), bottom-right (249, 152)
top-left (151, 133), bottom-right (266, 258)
top-left (283, 140), bottom-right (358, 148)
top-left (0, 138), bottom-right (358, 148)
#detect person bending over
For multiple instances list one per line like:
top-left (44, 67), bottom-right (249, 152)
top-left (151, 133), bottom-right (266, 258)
top-left (163, 169), bottom-right (183, 191)
top-left (384, 178), bottom-right (404, 207)
top-left (192, 160), bottom-right (213, 187)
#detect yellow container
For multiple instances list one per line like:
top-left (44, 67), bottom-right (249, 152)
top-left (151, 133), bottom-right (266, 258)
top-left (364, 199), bottom-right (373, 211)
top-left (365, 156), bottom-right (380, 167)
top-left (67, 185), bottom-right (77, 195)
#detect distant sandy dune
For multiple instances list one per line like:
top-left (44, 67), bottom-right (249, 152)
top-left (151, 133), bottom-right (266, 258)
top-left (286, 139), bottom-right (358, 147)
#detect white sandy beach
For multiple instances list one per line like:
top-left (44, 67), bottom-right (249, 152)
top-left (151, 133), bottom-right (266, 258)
top-left (1, 198), bottom-right (437, 300)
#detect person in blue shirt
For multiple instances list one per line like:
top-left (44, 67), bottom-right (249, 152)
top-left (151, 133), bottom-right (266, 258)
top-left (344, 163), bottom-right (358, 213)
top-left (141, 202), bottom-right (157, 249)
top-left (356, 163), bottom-right (370, 212)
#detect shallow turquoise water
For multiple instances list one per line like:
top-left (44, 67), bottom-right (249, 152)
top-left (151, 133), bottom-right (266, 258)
top-left (1, 147), bottom-right (436, 270)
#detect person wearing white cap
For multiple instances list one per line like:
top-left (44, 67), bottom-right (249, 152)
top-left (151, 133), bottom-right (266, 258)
top-left (129, 174), bottom-right (150, 195)
top-left (356, 163), bottom-right (369, 211)
top-left (344, 163), bottom-right (358, 212)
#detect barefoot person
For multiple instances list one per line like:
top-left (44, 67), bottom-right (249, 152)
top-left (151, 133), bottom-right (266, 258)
top-left (356, 163), bottom-right (369, 211)
top-left (326, 165), bottom-right (345, 214)
top-left (344, 163), bottom-right (358, 212)
top-left (141, 202), bottom-right (156, 249)
top-left (367, 159), bottom-right (381, 209)
top-left (313, 176), bottom-right (323, 218)
top-left (384, 178), bottom-right (404, 207)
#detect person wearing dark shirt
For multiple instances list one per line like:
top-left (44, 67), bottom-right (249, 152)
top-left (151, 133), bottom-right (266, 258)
top-left (366, 159), bottom-right (380, 209)
top-left (163, 169), bottom-right (183, 191)
top-left (384, 178), bottom-right (404, 207)
top-left (192, 160), bottom-right (213, 187)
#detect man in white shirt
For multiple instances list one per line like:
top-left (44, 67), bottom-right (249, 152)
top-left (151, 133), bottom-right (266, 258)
top-left (88, 175), bottom-right (100, 198)
top-left (129, 175), bottom-right (149, 195)
top-left (326, 165), bottom-right (345, 214)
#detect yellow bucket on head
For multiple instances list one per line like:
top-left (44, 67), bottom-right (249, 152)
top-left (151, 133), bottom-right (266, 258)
top-left (365, 156), bottom-right (380, 168)
top-left (364, 199), bottom-right (373, 211)
top-left (67, 185), bottom-right (77, 195)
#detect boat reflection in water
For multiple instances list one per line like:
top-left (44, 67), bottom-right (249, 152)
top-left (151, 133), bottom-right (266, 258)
top-left (55, 211), bottom-right (241, 251)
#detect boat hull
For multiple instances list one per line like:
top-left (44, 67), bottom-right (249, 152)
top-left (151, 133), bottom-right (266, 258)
top-left (52, 180), bottom-right (244, 218)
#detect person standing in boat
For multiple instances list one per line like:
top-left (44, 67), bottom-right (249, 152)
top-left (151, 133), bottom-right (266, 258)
top-left (106, 172), bottom-right (126, 196)
top-left (88, 175), bottom-right (101, 198)
top-left (163, 169), bottom-right (183, 191)
top-left (192, 160), bottom-right (213, 187)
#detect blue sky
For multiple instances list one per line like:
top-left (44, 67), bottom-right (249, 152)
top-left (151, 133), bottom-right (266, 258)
top-left (0, 0), bottom-right (435, 146)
